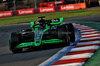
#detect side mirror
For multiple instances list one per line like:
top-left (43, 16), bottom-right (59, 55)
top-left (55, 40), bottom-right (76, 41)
top-left (60, 18), bottom-right (63, 23)
top-left (30, 21), bottom-right (34, 28)
top-left (50, 18), bottom-right (63, 25)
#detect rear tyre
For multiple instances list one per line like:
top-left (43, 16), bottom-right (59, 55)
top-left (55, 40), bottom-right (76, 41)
top-left (10, 32), bottom-right (22, 53)
top-left (57, 25), bottom-right (70, 46)
top-left (66, 23), bottom-right (75, 42)
top-left (65, 36), bottom-right (70, 46)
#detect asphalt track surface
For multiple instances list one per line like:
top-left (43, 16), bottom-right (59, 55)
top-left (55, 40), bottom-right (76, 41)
top-left (0, 15), bottom-right (100, 66)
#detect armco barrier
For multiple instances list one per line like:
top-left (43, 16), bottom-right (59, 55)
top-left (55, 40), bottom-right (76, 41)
top-left (0, 3), bottom-right (86, 18)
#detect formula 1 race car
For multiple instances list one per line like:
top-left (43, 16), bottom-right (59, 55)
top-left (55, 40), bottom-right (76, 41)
top-left (9, 16), bottom-right (75, 53)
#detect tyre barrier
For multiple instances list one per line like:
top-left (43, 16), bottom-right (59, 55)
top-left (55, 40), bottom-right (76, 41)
top-left (38, 23), bottom-right (100, 66)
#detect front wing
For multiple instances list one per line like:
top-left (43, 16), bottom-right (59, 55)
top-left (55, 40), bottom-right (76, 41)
top-left (15, 39), bottom-right (64, 49)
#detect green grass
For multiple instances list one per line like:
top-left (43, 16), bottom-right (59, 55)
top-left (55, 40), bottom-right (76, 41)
top-left (0, 8), bottom-right (100, 25)
top-left (66, 21), bottom-right (100, 66)
top-left (83, 48), bottom-right (100, 66)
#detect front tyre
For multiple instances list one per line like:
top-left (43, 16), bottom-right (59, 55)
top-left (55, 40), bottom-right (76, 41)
top-left (12, 48), bottom-right (23, 53)
top-left (10, 32), bottom-right (22, 53)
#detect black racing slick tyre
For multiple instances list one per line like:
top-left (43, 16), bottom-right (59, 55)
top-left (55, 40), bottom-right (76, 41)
top-left (10, 32), bottom-right (22, 53)
top-left (11, 48), bottom-right (22, 53)
top-left (66, 23), bottom-right (75, 42)
top-left (57, 25), bottom-right (70, 46)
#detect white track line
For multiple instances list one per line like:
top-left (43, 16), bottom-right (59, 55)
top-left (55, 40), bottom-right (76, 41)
top-left (59, 53), bottom-right (93, 60)
top-left (76, 27), bottom-right (91, 28)
top-left (76, 26), bottom-right (90, 29)
top-left (80, 29), bottom-right (96, 32)
top-left (82, 34), bottom-right (99, 37)
top-left (77, 41), bottom-right (100, 45)
top-left (71, 46), bottom-right (99, 52)
top-left (51, 62), bottom-right (85, 66)
top-left (80, 37), bottom-right (100, 41)
top-left (81, 31), bottom-right (99, 34)
top-left (82, 28), bottom-right (92, 29)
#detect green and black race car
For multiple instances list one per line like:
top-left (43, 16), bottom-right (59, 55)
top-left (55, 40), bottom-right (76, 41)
top-left (9, 16), bottom-right (75, 53)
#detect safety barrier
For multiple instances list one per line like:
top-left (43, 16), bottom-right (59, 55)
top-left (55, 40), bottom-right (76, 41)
top-left (0, 3), bottom-right (86, 18)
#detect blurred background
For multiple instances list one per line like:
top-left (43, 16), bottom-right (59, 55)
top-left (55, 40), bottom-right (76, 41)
top-left (0, 0), bottom-right (43, 11)
top-left (0, 0), bottom-right (99, 11)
